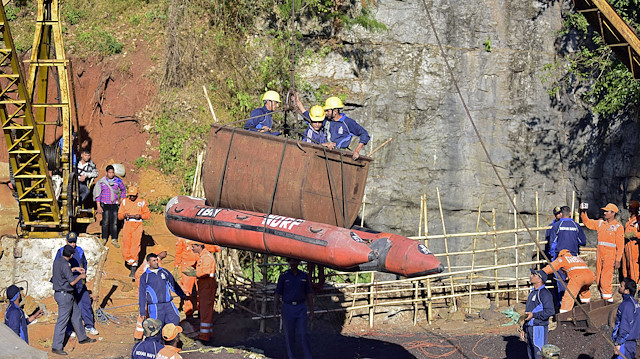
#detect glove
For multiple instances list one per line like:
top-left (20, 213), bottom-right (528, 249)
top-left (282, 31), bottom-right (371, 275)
top-left (182, 267), bottom-right (197, 277)
top-left (173, 267), bottom-right (181, 279)
top-left (625, 231), bottom-right (636, 240)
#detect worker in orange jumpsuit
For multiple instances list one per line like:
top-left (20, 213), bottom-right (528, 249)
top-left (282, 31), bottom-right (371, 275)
top-left (622, 200), bottom-right (640, 283)
top-left (117, 186), bottom-right (151, 277)
top-left (581, 203), bottom-right (624, 302)
top-left (542, 249), bottom-right (595, 313)
top-left (133, 246), bottom-right (168, 342)
top-left (174, 238), bottom-right (199, 316)
top-left (185, 242), bottom-right (221, 342)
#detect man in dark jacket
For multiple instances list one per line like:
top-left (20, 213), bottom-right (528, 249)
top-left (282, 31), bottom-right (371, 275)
top-left (521, 269), bottom-right (554, 359)
top-left (612, 277), bottom-right (640, 359)
top-left (4, 284), bottom-right (43, 344)
top-left (131, 318), bottom-right (164, 359)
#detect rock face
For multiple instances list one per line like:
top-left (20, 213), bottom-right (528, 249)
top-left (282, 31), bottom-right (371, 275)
top-left (298, 0), bottom-right (640, 258)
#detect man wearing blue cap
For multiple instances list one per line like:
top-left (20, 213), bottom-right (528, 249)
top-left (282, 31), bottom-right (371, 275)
top-left (54, 232), bottom-right (98, 335)
top-left (521, 269), bottom-right (554, 359)
top-left (4, 284), bottom-right (43, 343)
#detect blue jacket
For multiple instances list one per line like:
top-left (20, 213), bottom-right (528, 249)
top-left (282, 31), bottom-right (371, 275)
top-left (138, 267), bottom-right (185, 316)
top-left (131, 335), bottom-right (164, 359)
top-left (55, 245), bottom-right (87, 291)
top-left (613, 293), bottom-right (640, 345)
top-left (244, 106), bottom-right (280, 135)
top-left (276, 269), bottom-right (312, 303)
top-left (524, 285), bottom-right (554, 327)
top-left (326, 114), bottom-right (369, 149)
top-left (4, 301), bottom-right (30, 343)
top-left (549, 218), bottom-right (587, 259)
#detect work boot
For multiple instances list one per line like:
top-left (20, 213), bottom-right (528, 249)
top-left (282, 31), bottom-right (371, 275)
top-left (111, 239), bottom-right (120, 248)
top-left (79, 338), bottom-right (96, 344)
top-left (129, 265), bottom-right (138, 279)
top-left (51, 349), bottom-right (68, 355)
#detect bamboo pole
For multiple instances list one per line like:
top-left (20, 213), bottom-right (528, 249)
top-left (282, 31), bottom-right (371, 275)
top-left (413, 280), bottom-right (419, 325)
top-left (368, 137), bottom-right (393, 157)
top-left (468, 200), bottom-right (482, 313)
top-left (409, 223), bottom-right (563, 240)
top-left (347, 272), bottom-right (359, 323)
top-left (419, 194), bottom-right (424, 238)
top-left (360, 193), bottom-right (367, 228)
top-left (424, 193), bottom-right (429, 247)
top-left (514, 196), bottom-right (519, 302)
top-left (260, 255), bottom-right (268, 333)
top-left (436, 187), bottom-right (456, 311)
top-left (536, 191), bottom-right (540, 265)
top-left (369, 272), bottom-right (375, 328)
top-left (432, 241), bottom-right (544, 256)
top-left (203, 85), bottom-right (219, 123)
top-left (427, 278), bottom-right (432, 324)
top-left (492, 208), bottom-right (499, 307)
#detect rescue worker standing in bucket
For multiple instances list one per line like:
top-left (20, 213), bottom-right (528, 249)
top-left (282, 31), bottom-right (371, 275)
top-left (186, 241), bottom-right (221, 342)
top-left (323, 96), bottom-right (369, 160)
top-left (622, 200), bottom-right (640, 283)
top-left (118, 186), bottom-right (151, 277)
top-left (521, 269), bottom-right (554, 359)
top-left (274, 257), bottom-right (314, 359)
top-left (581, 203), bottom-right (624, 302)
top-left (245, 90), bottom-right (281, 135)
top-left (542, 249), bottom-right (595, 313)
top-left (612, 278), bottom-right (640, 359)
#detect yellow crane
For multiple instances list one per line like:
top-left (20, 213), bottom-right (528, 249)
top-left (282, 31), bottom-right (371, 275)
top-left (0, 0), bottom-right (91, 238)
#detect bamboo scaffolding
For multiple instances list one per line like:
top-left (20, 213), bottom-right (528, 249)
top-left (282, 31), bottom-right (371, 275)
top-left (514, 196), bottom-right (519, 302)
top-left (436, 187), bottom-right (456, 311)
top-left (492, 208), bottom-right (499, 306)
top-left (468, 201), bottom-right (482, 313)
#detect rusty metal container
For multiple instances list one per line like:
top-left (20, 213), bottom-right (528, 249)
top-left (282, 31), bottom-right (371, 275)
top-left (203, 125), bottom-right (372, 228)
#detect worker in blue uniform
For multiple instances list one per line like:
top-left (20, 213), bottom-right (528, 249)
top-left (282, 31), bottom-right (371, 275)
top-left (54, 232), bottom-right (98, 335)
top-left (291, 91), bottom-right (329, 146)
top-left (612, 277), bottom-right (640, 359)
top-left (274, 258), bottom-right (314, 359)
top-left (138, 252), bottom-right (186, 327)
top-left (131, 318), bottom-right (164, 359)
top-left (521, 269), bottom-right (554, 359)
top-left (323, 96), bottom-right (369, 160)
top-left (245, 90), bottom-right (281, 135)
top-left (544, 206), bottom-right (562, 260)
top-left (4, 284), bottom-right (43, 344)
top-left (547, 206), bottom-right (587, 309)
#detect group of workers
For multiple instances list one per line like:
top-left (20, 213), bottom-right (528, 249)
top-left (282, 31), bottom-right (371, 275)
top-left (523, 201), bottom-right (640, 359)
top-left (244, 90), bottom-right (370, 161)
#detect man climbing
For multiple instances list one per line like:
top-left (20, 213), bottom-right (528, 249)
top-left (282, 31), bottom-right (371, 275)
top-left (542, 249), bottom-right (595, 313)
top-left (245, 90), bottom-right (281, 135)
top-left (118, 186), bottom-right (151, 277)
top-left (323, 96), bottom-right (369, 160)
top-left (581, 203), bottom-right (624, 302)
top-left (94, 165), bottom-right (126, 247)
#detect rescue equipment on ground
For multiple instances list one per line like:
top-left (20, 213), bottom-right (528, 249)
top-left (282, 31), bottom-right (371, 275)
top-left (165, 196), bottom-right (443, 277)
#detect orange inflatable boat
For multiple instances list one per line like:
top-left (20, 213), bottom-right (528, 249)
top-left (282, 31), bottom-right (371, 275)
top-left (165, 196), bottom-right (443, 277)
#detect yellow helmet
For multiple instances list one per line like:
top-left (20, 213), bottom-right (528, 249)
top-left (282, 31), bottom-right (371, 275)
top-left (262, 90), bottom-right (281, 103)
top-left (323, 96), bottom-right (344, 110)
top-left (309, 105), bottom-right (325, 122)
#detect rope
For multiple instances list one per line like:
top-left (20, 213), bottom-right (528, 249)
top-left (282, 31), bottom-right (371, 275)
top-left (339, 153), bottom-right (348, 228)
top-left (419, 1), bottom-right (624, 357)
top-left (322, 147), bottom-right (347, 227)
top-left (262, 138), bottom-right (290, 254)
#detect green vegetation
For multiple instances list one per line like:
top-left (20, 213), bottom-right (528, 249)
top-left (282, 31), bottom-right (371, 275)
top-left (148, 196), bottom-right (172, 214)
top-left (542, 1), bottom-right (640, 116)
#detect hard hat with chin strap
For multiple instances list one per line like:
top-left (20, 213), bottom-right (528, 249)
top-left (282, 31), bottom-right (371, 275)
top-left (262, 90), bottom-right (281, 103)
top-left (309, 105), bottom-right (325, 122)
top-left (323, 96), bottom-right (344, 110)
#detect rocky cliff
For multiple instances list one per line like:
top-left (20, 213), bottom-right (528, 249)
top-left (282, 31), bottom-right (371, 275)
top-left (297, 0), bottom-right (640, 255)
